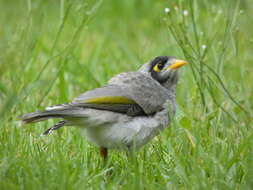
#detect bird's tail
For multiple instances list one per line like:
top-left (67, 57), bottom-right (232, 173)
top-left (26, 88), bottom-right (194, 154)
top-left (18, 106), bottom-right (85, 135)
top-left (19, 105), bottom-right (85, 124)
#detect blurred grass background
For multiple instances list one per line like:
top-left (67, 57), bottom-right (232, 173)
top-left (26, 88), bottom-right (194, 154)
top-left (0, 0), bottom-right (252, 189)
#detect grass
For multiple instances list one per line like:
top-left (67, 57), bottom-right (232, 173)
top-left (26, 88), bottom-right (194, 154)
top-left (0, 0), bottom-right (253, 189)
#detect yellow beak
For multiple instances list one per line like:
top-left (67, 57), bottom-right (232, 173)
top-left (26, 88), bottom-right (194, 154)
top-left (167, 59), bottom-right (188, 70)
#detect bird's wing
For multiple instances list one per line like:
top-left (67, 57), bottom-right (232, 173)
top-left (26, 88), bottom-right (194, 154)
top-left (108, 72), bottom-right (173, 114)
top-left (70, 85), bottom-right (145, 116)
top-left (47, 72), bottom-right (173, 116)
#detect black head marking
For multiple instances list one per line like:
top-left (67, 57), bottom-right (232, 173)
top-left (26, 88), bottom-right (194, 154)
top-left (149, 56), bottom-right (176, 83)
top-left (149, 56), bottom-right (170, 72)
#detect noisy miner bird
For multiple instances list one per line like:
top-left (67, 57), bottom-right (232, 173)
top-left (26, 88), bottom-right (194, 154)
top-left (19, 56), bottom-right (187, 159)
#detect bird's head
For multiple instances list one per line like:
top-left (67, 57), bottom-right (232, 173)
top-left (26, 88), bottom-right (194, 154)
top-left (139, 56), bottom-right (188, 91)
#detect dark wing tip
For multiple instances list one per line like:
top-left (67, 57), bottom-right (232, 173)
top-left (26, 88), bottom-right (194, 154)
top-left (41, 120), bottom-right (66, 136)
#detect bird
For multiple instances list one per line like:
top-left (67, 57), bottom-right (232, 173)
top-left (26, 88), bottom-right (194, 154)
top-left (19, 56), bottom-right (187, 159)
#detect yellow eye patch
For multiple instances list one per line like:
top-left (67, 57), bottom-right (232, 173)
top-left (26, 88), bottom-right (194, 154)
top-left (153, 63), bottom-right (162, 72)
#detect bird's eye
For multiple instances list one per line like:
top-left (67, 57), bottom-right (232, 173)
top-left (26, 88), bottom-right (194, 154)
top-left (153, 62), bottom-right (164, 72)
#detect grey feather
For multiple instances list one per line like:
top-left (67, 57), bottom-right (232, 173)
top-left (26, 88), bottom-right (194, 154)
top-left (71, 85), bottom-right (145, 115)
top-left (71, 72), bottom-right (174, 115)
top-left (73, 85), bottom-right (132, 103)
top-left (19, 107), bottom-right (86, 124)
top-left (109, 72), bottom-right (173, 114)
top-left (19, 71), bottom-right (174, 125)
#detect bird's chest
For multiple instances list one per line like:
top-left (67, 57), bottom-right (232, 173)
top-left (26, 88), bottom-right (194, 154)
top-left (81, 114), bottom-right (168, 150)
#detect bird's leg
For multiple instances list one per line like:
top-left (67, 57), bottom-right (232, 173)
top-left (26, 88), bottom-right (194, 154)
top-left (100, 147), bottom-right (108, 160)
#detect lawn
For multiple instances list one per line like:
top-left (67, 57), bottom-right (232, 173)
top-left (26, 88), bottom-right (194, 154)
top-left (0, 0), bottom-right (252, 189)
